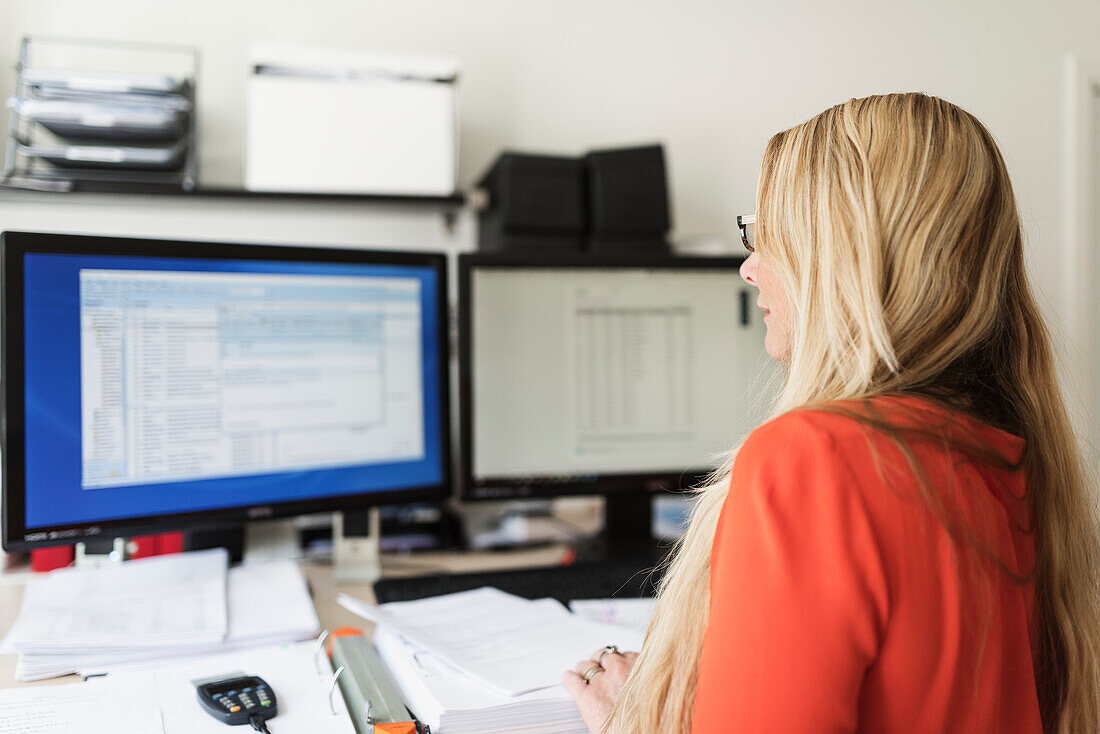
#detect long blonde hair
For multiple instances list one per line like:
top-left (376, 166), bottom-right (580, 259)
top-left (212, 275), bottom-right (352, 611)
top-left (608, 93), bottom-right (1100, 733)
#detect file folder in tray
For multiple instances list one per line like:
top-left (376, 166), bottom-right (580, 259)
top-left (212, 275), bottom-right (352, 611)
top-left (11, 97), bottom-right (190, 142)
top-left (17, 140), bottom-right (188, 171)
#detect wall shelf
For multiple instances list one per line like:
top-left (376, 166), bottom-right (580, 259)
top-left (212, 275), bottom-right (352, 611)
top-left (0, 179), bottom-right (467, 207)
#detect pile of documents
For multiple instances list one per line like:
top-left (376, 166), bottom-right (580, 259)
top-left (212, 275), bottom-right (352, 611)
top-left (340, 587), bottom-right (651, 733)
top-left (1, 549), bottom-right (320, 680)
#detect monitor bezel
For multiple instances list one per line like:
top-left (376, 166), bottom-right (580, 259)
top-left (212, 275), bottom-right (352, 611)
top-left (2, 230), bottom-right (452, 552)
top-left (457, 251), bottom-right (747, 502)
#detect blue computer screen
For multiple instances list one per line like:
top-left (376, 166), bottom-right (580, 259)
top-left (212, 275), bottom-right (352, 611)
top-left (22, 251), bottom-right (443, 529)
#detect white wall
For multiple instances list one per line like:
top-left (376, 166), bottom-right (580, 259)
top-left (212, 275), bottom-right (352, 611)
top-left (1, 0), bottom-right (1097, 331)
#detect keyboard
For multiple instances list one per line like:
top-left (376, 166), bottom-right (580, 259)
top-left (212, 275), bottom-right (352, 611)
top-left (373, 559), bottom-right (663, 605)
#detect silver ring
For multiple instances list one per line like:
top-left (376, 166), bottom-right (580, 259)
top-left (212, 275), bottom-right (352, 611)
top-left (596, 645), bottom-right (619, 666)
top-left (583, 664), bottom-right (604, 684)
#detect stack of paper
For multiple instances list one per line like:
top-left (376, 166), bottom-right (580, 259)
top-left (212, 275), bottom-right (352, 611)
top-left (67, 560), bottom-right (320, 679)
top-left (4, 548), bottom-right (228, 656)
top-left (3, 551), bottom-right (320, 680)
top-left (340, 587), bottom-right (646, 733)
top-left (374, 627), bottom-right (588, 734)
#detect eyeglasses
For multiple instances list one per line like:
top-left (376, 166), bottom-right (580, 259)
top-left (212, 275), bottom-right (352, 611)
top-left (737, 214), bottom-right (756, 253)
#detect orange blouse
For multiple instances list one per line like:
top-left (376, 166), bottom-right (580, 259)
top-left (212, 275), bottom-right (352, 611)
top-left (691, 397), bottom-right (1042, 733)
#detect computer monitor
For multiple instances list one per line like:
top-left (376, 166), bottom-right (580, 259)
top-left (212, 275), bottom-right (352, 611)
top-left (458, 253), bottom-right (764, 552)
top-left (1, 231), bottom-right (450, 552)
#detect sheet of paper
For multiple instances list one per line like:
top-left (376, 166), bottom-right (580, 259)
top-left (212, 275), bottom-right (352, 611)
top-left (4, 642), bottom-right (352, 734)
top-left (130, 640), bottom-right (356, 734)
top-left (3, 549), bottom-right (228, 654)
top-left (17, 559), bottom-right (319, 681)
top-left (339, 587), bottom-right (644, 696)
top-left (222, 559), bottom-right (320, 644)
top-left (568, 598), bottom-right (657, 632)
top-left (0, 675), bottom-right (163, 734)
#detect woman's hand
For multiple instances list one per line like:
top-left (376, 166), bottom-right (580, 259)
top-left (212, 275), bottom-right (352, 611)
top-left (562, 647), bottom-right (639, 734)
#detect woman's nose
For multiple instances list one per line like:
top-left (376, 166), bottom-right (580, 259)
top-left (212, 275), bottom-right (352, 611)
top-left (740, 252), bottom-right (758, 286)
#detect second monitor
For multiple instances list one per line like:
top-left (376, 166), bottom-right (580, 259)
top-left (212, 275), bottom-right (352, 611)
top-left (458, 253), bottom-right (767, 552)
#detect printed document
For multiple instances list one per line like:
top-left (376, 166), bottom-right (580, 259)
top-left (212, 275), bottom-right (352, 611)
top-left (339, 587), bottom-right (644, 697)
top-left (567, 597), bottom-right (657, 632)
top-left (0, 675), bottom-right (162, 733)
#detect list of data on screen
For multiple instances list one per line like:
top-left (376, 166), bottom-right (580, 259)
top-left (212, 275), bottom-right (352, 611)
top-left (79, 269), bottom-right (425, 489)
top-left (472, 267), bottom-right (752, 479)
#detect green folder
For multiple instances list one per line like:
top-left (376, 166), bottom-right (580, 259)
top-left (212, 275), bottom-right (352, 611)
top-left (331, 635), bottom-right (425, 734)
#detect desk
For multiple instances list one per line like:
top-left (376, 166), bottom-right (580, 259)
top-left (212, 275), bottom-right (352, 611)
top-left (0, 544), bottom-right (571, 690)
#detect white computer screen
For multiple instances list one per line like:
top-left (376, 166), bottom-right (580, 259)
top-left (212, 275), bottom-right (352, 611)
top-left (469, 264), bottom-right (764, 482)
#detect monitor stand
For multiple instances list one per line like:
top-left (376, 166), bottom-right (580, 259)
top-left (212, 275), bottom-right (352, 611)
top-left (74, 537), bottom-right (129, 568)
top-left (333, 508), bottom-right (382, 584)
top-left (574, 493), bottom-right (665, 567)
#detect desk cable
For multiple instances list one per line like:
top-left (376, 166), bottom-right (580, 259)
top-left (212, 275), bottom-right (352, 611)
top-left (248, 714), bottom-right (272, 733)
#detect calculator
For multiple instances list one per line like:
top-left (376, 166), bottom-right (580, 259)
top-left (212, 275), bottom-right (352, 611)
top-left (196, 675), bottom-right (278, 727)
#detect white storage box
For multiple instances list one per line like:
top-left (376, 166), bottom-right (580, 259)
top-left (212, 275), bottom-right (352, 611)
top-left (245, 46), bottom-right (459, 196)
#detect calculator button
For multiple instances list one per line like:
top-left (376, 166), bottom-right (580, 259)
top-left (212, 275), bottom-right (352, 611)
top-left (230, 706), bottom-right (241, 713)
top-left (242, 687), bottom-right (252, 693)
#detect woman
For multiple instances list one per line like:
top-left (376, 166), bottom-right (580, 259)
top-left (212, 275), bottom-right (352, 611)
top-left (563, 93), bottom-right (1100, 733)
